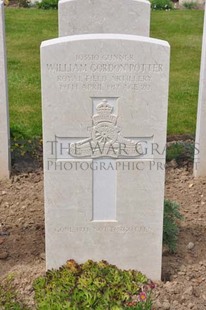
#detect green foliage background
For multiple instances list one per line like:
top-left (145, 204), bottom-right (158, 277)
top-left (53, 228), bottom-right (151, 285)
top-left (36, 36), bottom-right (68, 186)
top-left (5, 9), bottom-right (204, 139)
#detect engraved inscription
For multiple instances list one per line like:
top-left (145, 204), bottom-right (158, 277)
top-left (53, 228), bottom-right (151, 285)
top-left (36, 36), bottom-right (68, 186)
top-left (54, 225), bottom-right (153, 234)
top-left (46, 54), bottom-right (163, 92)
top-left (75, 54), bottom-right (134, 61)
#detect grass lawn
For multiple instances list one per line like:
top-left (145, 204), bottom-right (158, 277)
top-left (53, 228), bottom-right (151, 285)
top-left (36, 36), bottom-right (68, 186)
top-left (5, 9), bottom-right (204, 138)
top-left (151, 10), bottom-right (204, 136)
top-left (5, 8), bottom-right (58, 139)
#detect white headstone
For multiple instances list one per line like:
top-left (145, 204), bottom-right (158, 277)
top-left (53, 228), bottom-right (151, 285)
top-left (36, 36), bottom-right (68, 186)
top-left (194, 7), bottom-right (206, 177)
top-left (41, 34), bottom-right (170, 280)
top-left (58, 0), bottom-right (150, 37)
top-left (0, 1), bottom-right (10, 179)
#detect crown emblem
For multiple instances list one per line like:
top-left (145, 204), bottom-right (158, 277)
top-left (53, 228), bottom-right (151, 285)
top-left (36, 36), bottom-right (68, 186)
top-left (96, 99), bottom-right (113, 113)
top-left (92, 99), bottom-right (117, 125)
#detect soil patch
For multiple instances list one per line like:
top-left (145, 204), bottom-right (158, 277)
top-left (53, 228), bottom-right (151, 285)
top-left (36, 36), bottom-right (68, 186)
top-left (0, 159), bottom-right (206, 309)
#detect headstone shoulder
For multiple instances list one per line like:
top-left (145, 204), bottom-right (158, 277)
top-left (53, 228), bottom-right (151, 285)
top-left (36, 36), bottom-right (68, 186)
top-left (41, 33), bottom-right (170, 49)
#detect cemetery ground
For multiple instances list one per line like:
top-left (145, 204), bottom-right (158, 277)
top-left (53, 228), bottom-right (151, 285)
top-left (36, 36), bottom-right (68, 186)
top-left (1, 7), bottom-right (206, 310)
top-left (1, 152), bottom-right (206, 309)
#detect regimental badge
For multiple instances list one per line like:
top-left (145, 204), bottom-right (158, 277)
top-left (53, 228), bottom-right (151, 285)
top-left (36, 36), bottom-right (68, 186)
top-left (69, 99), bottom-right (143, 158)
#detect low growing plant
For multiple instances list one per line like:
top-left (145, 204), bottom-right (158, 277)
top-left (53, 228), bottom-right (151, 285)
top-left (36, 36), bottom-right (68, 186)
top-left (33, 260), bottom-right (155, 309)
top-left (163, 199), bottom-right (183, 253)
top-left (0, 276), bottom-right (28, 310)
top-left (10, 136), bottom-right (42, 166)
top-left (37, 0), bottom-right (58, 9)
top-left (150, 0), bottom-right (173, 10)
top-left (183, 1), bottom-right (198, 9)
top-left (166, 141), bottom-right (195, 165)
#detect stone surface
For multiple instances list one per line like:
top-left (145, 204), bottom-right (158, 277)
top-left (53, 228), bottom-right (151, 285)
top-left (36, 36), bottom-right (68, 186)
top-left (162, 301), bottom-right (171, 310)
top-left (58, 0), bottom-right (150, 37)
top-left (40, 253), bottom-right (46, 260)
top-left (0, 237), bottom-right (4, 245)
top-left (194, 8), bottom-right (206, 177)
top-left (0, 1), bottom-right (10, 179)
top-left (41, 34), bottom-right (170, 280)
top-left (187, 242), bottom-right (195, 250)
top-left (0, 251), bottom-right (8, 259)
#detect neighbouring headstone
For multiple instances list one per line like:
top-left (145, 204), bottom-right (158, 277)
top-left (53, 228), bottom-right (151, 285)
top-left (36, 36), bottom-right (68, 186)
top-left (194, 7), bottom-right (206, 177)
top-left (58, 0), bottom-right (151, 37)
top-left (41, 33), bottom-right (170, 280)
top-left (0, 1), bottom-right (10, 179)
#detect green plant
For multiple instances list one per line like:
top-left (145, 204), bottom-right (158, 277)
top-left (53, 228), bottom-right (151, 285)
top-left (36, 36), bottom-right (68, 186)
top-left (10, 135), bottom-right (42, 165)
top-left (166, 141), bottom-right (195, 164)
top-left (166, 143), bottom-right (184, 162)
top-left (37, 0), bottom-right (58, 9)
top-left (163, 200), bottom-right (183, 253)
top-left (33, 260), bottom-right (155, 309)
top-left (150, 0), bottom-right (173, 10)
top-left (0, 276), bottom-right (28, 310)
top-left (183, 1), bottom-right (198, 9)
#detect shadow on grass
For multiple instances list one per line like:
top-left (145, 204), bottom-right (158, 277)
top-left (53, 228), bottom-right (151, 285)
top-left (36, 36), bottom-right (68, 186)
top-left (10, 130), bottom-right (43, 174)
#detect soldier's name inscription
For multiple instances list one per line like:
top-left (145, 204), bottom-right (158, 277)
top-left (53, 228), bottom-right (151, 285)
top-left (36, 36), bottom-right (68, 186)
top-left (46, 57), bottom-right (163, 92)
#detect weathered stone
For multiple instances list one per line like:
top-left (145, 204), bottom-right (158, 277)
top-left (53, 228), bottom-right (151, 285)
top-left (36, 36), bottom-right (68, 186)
top-left (187, 242), bottom-right (195, 250)
top-left (0, 1), bottom-right (10, 179)
top-left (58, 0), bottom-right (150, 37)
top-left (41, 33), bottom-right (170, 280)
top-left (194, 7), bottom-right (206, 177)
